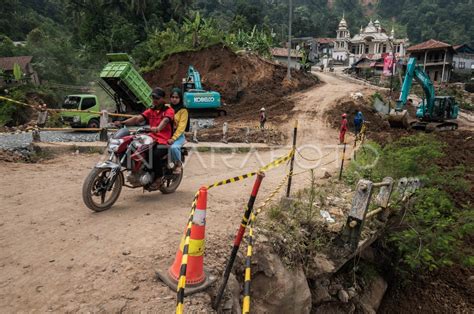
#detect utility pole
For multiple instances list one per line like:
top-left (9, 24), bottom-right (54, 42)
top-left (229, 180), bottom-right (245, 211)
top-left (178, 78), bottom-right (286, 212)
top-left (287, 0), bottom-right (292, 80)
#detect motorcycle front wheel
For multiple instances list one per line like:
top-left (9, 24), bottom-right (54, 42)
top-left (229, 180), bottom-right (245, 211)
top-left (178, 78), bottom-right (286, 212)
top-left (82, 167), bottom-right (123, 212)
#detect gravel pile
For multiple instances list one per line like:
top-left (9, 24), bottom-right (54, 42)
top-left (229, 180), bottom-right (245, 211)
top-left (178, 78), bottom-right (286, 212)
top-left (0, 131), bottom-right (101, 150)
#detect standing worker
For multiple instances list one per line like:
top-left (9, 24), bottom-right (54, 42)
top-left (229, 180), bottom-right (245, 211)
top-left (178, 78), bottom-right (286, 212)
top-left (339, 113), bottom-right (348, 144)
top-left (259, 107), bottom-right (267, 129)
top-left (354, 111), bottom-right (364, 136)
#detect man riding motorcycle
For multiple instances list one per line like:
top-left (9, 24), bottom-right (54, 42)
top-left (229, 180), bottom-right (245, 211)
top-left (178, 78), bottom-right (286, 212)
top-left (114, 87), bottom-right (174, 190)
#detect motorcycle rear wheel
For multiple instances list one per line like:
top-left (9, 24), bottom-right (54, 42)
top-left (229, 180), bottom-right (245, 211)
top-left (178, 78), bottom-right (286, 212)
top-left (82, 167), bottom-right (123, 212)
top-left (159, 168), bottom-right (184, 194)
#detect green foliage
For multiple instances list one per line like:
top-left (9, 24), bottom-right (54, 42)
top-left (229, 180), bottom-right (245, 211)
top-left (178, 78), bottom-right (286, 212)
top-left (346, 133), bottom-right (473, 274)
top-left (44, 111), bottom-right (65, 128)
top-left (388, 188), bottom-right (474, 271)
top-left (264, 171), bottom-right (334, 269)
top-left (225, 26), bottom-right (273, 58)
top-left (13, 63), bottom-right (23, 81)
top-left (377, 0), bottom-right (474, 46)
top-left (135, 15), bottom-right (225, 70)
top-left (346, 134), bottom-right (446, 185)
top-left (0, 89), bottom-right (31, 126)
top-left (465, 83), bottom-right (474, 94)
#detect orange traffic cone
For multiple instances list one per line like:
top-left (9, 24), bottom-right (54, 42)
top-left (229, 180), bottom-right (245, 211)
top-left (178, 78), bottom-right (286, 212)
top-left (156, 186), bottom-right (216, 295)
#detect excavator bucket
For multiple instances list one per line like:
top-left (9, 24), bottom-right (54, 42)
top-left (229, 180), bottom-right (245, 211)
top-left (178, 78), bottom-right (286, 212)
top-left (388, 109), bottom-right (409, 128)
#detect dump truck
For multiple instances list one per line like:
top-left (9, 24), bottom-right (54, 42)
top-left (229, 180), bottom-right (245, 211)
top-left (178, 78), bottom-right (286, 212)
top-left (61, 53), bottom-right (152, 127)
top-left (61, 54), bottom-right (225, 127)
top-left (61, 94), bottom-right (101, 128)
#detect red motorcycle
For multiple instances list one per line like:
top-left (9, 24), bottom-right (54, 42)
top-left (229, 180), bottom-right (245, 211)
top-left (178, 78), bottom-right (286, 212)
top-left (82, 127), bottom-right (186, 212)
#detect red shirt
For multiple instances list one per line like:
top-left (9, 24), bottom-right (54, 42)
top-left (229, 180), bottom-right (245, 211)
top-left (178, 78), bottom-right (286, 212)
top-left (341, 118), bottom-right (348, 131)
top-left (141, 106), bottom-right (175, 144)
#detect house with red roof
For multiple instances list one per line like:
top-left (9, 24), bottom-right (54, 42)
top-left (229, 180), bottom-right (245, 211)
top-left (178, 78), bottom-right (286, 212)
top-left (406, 39), bottom-right (455, 83)
top-left (0, 56), bottom-right (40, 87)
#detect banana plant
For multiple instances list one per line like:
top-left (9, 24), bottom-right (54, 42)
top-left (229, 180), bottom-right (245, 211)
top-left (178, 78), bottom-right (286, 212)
top-left (13, 63), bottom-right (23, 81)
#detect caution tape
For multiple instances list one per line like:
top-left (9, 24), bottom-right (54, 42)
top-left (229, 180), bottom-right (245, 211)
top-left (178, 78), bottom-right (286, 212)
top-left (242, 174), bottom-right (289, 313)
top-left (176, 190), bottom-right (200, 314)
top-left (0, 96), bottom-right (134, 118)
top-left (296, 149), bottom-right (332, 162)
top-left (176, 149), bottom-right (294, 314)
top-left (203, 149), bottom-right (294, 190)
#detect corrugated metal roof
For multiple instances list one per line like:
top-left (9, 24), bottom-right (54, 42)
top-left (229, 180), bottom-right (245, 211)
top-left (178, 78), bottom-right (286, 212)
top-left (316, 38), bottom-right (336, 44)
top-left (271, 48), bottom-right (302, 58)
top-left (0, 56), bottom-right (33, 71)
top-left (406, 39), bottom-right (453, 52)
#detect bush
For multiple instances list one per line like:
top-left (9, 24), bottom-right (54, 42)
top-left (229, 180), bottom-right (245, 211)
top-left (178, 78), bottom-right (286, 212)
top-left (346, 134), bottom-right (473, 274)
top-left (389, 188), bottom-right (474, 271)
top-left (0, 89), bottom-right (31, 126)
top-left (465, 82), bottom-right (474, 93)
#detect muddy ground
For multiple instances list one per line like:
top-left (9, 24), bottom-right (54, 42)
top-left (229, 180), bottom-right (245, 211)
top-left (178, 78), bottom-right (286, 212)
top-left (1, 70), bottom-right (472, 312)
top-left (143, 45), bottom-right (319, 124)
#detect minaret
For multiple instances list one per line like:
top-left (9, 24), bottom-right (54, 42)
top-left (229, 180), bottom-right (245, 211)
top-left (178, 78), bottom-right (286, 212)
top-left (336, 13), bottom-right (349, 39)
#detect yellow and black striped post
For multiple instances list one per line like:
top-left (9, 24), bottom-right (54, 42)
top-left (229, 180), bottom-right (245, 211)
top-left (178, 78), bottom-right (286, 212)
top-left (339, 142), bottom-right (347, 181)
top-left (242, 223), bottom-right (253, 314)
top-left (286, 120), bottom-right (298, 197)
top-left (212, 172), bottom-right (265, 310)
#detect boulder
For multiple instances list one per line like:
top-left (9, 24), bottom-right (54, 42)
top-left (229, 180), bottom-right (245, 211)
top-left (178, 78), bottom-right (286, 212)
top-left (359, 275), bottom-right (387, 312)
top-left (312, 282), bottom-right (332, 304)
top-left (250, 243), bottom-right (312, 314)
top-left (227, 273), bottom-right (242, 314)
top-left (337, 289), bottom-right (349, 303)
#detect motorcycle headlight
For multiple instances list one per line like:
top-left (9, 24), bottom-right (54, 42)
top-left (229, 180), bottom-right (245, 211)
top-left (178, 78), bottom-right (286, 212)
top-left (73, 116), bottom-right (80, 123)
top-left (108, 139), bottom-right (124, 152)
top-left (138, 135), bottom-right (153, 145)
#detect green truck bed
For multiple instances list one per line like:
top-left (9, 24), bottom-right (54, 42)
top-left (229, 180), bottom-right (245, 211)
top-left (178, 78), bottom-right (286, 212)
top-left (100, 53), bottom-right (152, 113)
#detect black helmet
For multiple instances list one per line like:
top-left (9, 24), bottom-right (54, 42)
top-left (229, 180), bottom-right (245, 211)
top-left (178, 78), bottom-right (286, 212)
top-left (151, 87), bottom-right (165, 99)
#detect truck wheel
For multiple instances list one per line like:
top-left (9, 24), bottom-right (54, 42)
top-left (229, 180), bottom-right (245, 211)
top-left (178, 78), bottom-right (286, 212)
top-left (87, 118), bottom-right (100, 129)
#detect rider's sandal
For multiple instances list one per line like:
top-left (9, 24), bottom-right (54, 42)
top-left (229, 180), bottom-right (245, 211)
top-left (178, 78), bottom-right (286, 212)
top-left (173, 166), bottom-right (182, 175)
top-left (149, 179), bottom-right (163, 190)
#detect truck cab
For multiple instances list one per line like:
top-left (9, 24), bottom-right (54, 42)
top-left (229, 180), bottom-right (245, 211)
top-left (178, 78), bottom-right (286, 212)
top-left (60, 94), bottom-right (101, 128)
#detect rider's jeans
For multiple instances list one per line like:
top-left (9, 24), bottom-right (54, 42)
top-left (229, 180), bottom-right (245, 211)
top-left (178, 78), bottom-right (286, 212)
top-left (170, 134), bottom-right (185, 163)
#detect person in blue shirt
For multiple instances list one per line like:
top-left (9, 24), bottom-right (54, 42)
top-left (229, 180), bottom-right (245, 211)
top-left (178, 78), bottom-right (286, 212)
top-left (354, 111), bottom-right (364, 136)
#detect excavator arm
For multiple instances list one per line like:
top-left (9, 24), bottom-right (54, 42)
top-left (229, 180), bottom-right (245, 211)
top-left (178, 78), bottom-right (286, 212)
top-left (389, 57), bottom-right (436, 128)
top-left (394, 57), bottom-right (435, 111)
top-left (186, 65), bottom-right (203, 90)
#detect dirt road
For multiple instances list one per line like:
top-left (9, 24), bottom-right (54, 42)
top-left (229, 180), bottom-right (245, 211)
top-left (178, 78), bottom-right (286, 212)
top-left (0, 73), bottom-right (371, 312)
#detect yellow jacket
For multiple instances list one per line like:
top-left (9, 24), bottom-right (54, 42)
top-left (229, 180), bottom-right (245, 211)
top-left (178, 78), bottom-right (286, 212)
top-left (172, 108), bottom-right (189, 141)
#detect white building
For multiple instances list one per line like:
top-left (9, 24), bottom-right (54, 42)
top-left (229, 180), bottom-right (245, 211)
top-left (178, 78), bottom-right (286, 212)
top-left (333, 16), bottom-right (409, 64)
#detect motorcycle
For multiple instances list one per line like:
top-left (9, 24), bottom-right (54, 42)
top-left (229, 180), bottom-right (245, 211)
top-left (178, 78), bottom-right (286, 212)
top-left (82, 127), bottom-right (187, 212)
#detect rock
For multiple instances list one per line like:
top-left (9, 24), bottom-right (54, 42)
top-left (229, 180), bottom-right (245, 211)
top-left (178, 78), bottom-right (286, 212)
top-left (468, 275), bottom-right (474, 282)
top-left (359, 247), bottom-right (376, 264)
top-left (347, 287), bottom-right (357, 299)
top-left (227, 273), bottom-right (242, 314)
top-left (312, 283), bottom-right (332, 304)
top-left (122, 250), bottom-right (131, 256)
top-left (132, 285), bottom-right (139, 291)
top-left (338, 289), bottom-right (349, 303)
top-left (249, 243), bottom-right (312, 314)
top-left (321, 171), bottom-right (332, 179)
top-left (328, 283), bottom-right (343, 296)
top-left (101, 299), bottom-right (127, 312)
top-left (328, 207), bottom-right (344, 217)
top-left (314, 302), bottom-right (355, 314)
top-left (308, 253), bottom-right (336, 278)
top-left (359, 275), bottom-right (387, 312)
